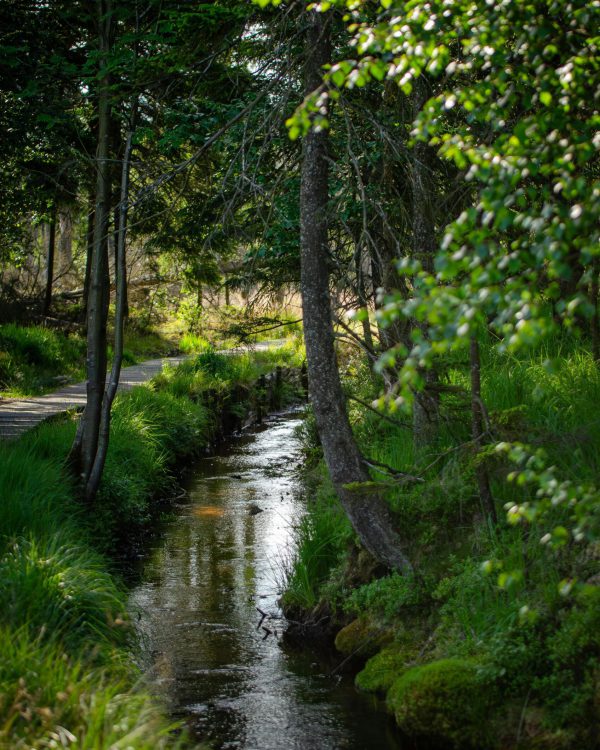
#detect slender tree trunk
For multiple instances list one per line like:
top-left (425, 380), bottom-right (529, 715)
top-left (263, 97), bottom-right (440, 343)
top-left (86, 124), bottom-right (134, 500)
top-left (81, 190), bottom-right (95, 326)
top-left (71, 0), bottom-right (113, 491)
top-left (58, 206), bottom-right (73, 273)
top-left (369, 82), bottom-right (412, 355)
top-left (354, 246), bottom-right (375, 364)
top-left (412, 75), bottom-right (440, 449)
top-left (42, 203), bottom-right (57, 316)
top-left (470, 336), bottom-right (497, 522)
top-left (300, 11), bottom-right (412, 573)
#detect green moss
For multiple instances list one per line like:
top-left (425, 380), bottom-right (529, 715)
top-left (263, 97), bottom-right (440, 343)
top-left (355, 644), bottom-right (412, 694)
top-left (387, 658), bottom-right (496, 749)
top-left (334, 618), bottom-right (392, 658)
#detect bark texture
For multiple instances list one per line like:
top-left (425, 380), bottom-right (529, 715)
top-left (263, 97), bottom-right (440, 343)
top-left (300, 11), bottom-right (412, 573)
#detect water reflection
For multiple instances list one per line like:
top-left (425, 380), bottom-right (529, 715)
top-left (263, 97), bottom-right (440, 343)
top-left (129, 412), bottom-right (402, 750)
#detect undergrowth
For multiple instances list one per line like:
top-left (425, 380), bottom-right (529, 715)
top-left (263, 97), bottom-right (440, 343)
top-left (284, 340), bottom-right (600, 749)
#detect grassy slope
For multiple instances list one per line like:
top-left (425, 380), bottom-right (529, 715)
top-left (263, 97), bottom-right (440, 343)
top-left (0, 323), bottom-right (191, 398)
top-left (0, 340), bottom-right (304, 749)
top-left (0, 313), bottom-right (300, 398)
top-left (283, 340), bottom-right (600, 749)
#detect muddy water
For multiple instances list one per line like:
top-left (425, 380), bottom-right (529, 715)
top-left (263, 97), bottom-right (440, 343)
top-left (129, 411), bottom-right (402, 750)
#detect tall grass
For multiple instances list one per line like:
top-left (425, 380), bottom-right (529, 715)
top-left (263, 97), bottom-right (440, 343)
top-left (281, 476), bottom-right (352, 612)
top-left (0, 440), bottom-right (182, 747)
top-left (0, 628), bottom-right (187, 750)
top-left (0, 342), bottom-right (301, 748)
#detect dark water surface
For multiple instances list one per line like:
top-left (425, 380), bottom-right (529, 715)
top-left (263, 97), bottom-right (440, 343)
top-left (129, 411), bottom-right (402, 750)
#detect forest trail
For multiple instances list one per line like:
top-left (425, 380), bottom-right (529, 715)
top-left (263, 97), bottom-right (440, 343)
top-left (0, 341), bottom-right (283, 440)
top-left (0, 355), bottom-right (188, 440)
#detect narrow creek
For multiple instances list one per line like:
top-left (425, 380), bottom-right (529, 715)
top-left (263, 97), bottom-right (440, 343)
top-left (129, 410), bottom-right (402, 750)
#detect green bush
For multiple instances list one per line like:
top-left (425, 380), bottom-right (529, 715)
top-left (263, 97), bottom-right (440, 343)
top-left (533, 586), bottom-right (600, 737)
top-left (345, 573), bottom-right (430, 622)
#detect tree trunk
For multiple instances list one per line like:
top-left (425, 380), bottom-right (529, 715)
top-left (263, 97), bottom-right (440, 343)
top-left (470, 336), bottom-right (497, 522)
top-left (42, 203), bottom-right (57, 316)
top-left (71, 0), bottom-right (113, 491)
top-left (300, 11), bottom-right (412, 573)
top-left (412, 75), bottom-right (440, 449)
top-left (58, 206), bottom-right (73, 272)
top-left (86, 123), bottom-right (134, 500)
top-left (81, 190), bottom-right (95, 326)
top-left (354, 246), bottom-right (375, 367)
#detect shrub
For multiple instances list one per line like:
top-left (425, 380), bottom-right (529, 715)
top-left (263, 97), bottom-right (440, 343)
top-left (345, 573), bottom-right (430, 622)
top-left (533, 586), bottom-right (600, 738)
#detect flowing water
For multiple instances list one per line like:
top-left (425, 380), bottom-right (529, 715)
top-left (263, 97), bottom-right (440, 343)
top-left (129, 411), bottom-right (402, 750)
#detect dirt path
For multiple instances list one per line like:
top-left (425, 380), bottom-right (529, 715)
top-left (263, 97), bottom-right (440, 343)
top-left (0, 356), bottom-right (188, 440)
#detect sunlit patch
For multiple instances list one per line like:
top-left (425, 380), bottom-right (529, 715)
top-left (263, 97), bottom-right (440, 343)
top-left (193, 505), bottom-right (225, 517)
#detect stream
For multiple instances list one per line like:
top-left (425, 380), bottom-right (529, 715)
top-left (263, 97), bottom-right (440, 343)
top-left (129, 410), bottom-right (402, 750)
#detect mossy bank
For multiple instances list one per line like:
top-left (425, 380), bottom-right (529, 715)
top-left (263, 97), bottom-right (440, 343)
top-left (0, 341), bottom-right (304, 749)
top-left (282, 341), bottom-right (600, 750)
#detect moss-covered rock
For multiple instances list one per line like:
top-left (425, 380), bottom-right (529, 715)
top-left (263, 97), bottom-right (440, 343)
top-left (387, 658), bottom-right (495, 749)
top-left (355, 644), bottom-right (411, 694)
top-left (334, 618), bottom-right (392, 658)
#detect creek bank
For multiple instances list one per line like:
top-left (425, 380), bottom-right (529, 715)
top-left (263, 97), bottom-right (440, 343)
top-left (281, 349), bottom-right (600, 750)
top-left (283, 483), bottom-right (600, 750)
top-left (0, 344), bottom-right (304, 750)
